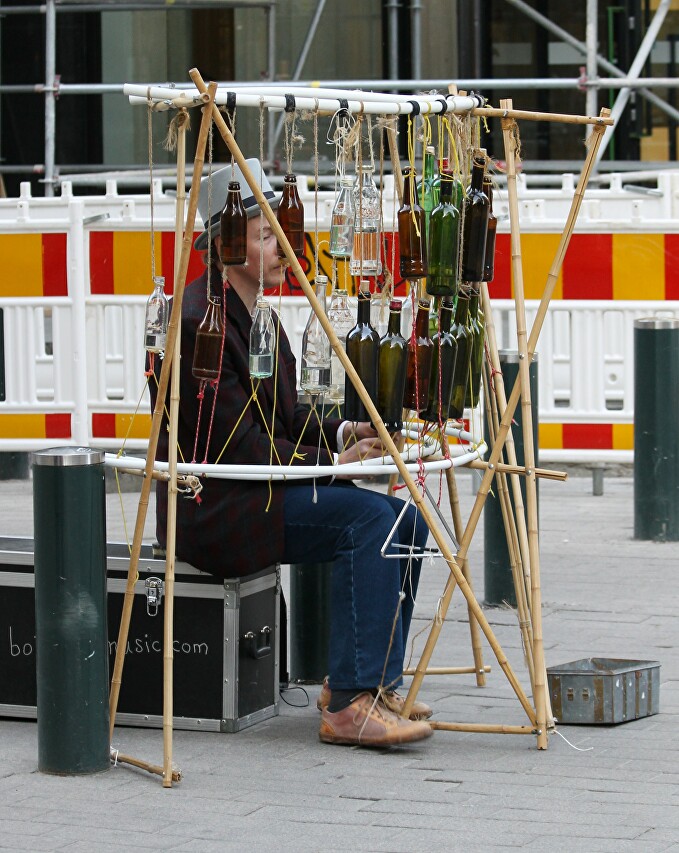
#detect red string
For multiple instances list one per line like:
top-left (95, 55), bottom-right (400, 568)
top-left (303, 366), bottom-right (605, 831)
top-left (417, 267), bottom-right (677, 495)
top-left (191, 381), bottom-right (206, 464)
top-left (201, 281), bottom-right (228, 464)
top-left (145, 351), bottom-right (155, 377)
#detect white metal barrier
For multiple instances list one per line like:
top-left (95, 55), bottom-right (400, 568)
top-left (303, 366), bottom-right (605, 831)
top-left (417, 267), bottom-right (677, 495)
top-left (1, 176), bottom-right (678, 455)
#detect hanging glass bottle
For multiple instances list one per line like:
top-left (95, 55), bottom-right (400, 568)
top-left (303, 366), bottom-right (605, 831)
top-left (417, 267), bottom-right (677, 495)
top-left (465, 285), bottom-right (486, 409)
top-left (300, 275), bottom-right (332, 394)
top-left (403, 298), bottom-right (434, 413)
top-left (431, 156), bottom-right (449, 208)
top-left (419, 145), bottom-right (437, 244)
top-left (144, 275), bottom-right (169, 354)
top-left (483, 174), bottom-right (498, 283)
top-left (329, 176), bottom-right (355, 258)
top-left (350, 166), bottom-right (382, 277)
top-left (377, 299), bottom-right (408, 432)
top-left (344, 282), bottom-right (380, 422)
top-left (249, 299), bottom-right (276, 379)
top-left (220, 180), bottom-right (248, 266)
top-left (327, 288), bottom-right (355, 404)
top-left (398, 167), bottom-right (427, 281)
top-left (422, 297), bottom-right (457, 424)
top-left (461, 150), bottom-right (490, 283)
top-left (426, 170), bottom-right (461, 298)
top-left (448, 286), bottom-right (473, 419)
top-left (193, 280), bottom-right (224, 382)
top-left (276, 173), bottom-right (305, 258)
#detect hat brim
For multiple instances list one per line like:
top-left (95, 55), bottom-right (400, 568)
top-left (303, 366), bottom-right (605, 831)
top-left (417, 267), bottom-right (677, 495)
top-left (193, 195), bottom-right (280, 251)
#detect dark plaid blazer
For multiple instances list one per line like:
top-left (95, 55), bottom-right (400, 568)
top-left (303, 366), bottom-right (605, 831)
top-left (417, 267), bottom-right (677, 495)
top-left (150, 266), bottom-right (342, 577)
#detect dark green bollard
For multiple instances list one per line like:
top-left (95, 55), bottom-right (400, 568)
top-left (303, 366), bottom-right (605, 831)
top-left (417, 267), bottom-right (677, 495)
top-left (484, 352), bottom-right (539, 606)
top-left (33, 447), bottom-right (110, 774)
top-left (634, 318), bottom-right (679, 541)
top-left (289, 563), bottom-right (331, 683)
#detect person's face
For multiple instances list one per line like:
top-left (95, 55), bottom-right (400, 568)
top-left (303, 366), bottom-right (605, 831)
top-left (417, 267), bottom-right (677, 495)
top-left (241, 214), bottom-right (281, 291)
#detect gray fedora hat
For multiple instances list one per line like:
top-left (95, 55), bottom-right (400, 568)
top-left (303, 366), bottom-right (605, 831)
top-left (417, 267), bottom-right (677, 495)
top-left (194, 158), bottom-right (279, 251)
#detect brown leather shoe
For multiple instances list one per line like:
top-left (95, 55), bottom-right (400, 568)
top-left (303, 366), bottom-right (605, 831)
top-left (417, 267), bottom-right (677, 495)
top-left (316, 676), bottom-right (433, 721)
top-left (319, 692), bottom-right (432, 747)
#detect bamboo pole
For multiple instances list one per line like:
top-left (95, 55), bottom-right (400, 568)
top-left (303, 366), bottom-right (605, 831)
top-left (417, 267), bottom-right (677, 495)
top-left (430, 722), bottom-right (536, 734)
top-left (189, 66), bottom-right (538, 728)
top-left (403, 107), bottom-right (611, 729)
top-left (112, 750), bottom-right (182, 782)
top-left (403, 665), bottom-right (491, 676)
top-left (108, 82), bottom-right (218, 740)
top-left (442, 459), bottom-right (486, 687)
top-left (500, 98), bottom-right (549, 748)
top-left (473, 106), bottom-right (614, 126)
top-left (161, 109), bottom-right (189, 788)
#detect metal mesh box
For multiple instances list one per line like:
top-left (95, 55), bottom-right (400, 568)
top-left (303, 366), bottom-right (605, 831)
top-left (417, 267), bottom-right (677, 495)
top-left (547, 657), bottom-right (660, 725)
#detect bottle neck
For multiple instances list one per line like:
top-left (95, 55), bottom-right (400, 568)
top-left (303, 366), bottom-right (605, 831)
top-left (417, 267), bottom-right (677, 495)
top-left (454, 293), bottom-right (470, 324)
top-left (403, 170), bottom-right (417, 206)
top-left (470, 160), bottom-right (486, 192)
top-left (387, 308), bottom-right (402, 336)
top-left (415, 302), bottom-right (430, 336)
top-left (483, 179), bottom-right (493, 208)
top-left (357, 292), bottom-right (372, 323)
top-left (439, 305), bottom-right (454, 333)
top-left (439, 175), bottom-right (455, 203)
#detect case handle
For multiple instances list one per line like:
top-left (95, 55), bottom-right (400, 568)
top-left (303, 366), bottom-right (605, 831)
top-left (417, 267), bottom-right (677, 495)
top-left (242, 626), bottom-right (271, 660)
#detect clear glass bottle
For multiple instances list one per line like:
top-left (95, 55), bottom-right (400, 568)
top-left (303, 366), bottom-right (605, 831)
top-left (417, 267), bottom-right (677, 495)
top-left (403, 298), bottom-right (434, 413)
top-left (344, 282), bottom-right (380, 421)
top-left (144, 275), bottom-right (169, 354)
top-left (249, 298), bottom-right (276, 379)
top-left (448, 286), bottom-right (472, 419)
top-left (426, 170), bottom-right (461, 298)
top-left (220, 180), bottom-right (248, 266)
top-left (422, 297), bottom-right (457, 424)
top-left (377, 299), bottom-right (408, 432)
top-left (461, 150), bottom-right (489, 283)
top-left (276, 173), bottom-right (305, 258)
top-left (350, 166), bottom-right (382, 277)
top-left (329, 176), bottom-right (355, 258)
top-left (327, 288), bottom-right (355, 403)
top-left (398, 167), bottom-right (428, 281)
top-left (483, 175), bottom-right (497, 283)
top-left (300, 275), bottom-right (331, 394)
top-left (193, 280), bottom-right (224, 381)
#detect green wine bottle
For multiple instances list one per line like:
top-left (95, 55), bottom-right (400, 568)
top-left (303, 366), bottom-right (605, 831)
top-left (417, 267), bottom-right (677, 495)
top-left (377, 299), bottom-right (408, 432)
top-left (426, 171), bottom-right (461, 298)
top-left (422, 297), bottom-right (457, 424)
top-left (448, 286), bottom-right (472, 419)
top-left (461, 150), bottom-right (489, 283)
top-left (344, 284), bottom-right (380, 422)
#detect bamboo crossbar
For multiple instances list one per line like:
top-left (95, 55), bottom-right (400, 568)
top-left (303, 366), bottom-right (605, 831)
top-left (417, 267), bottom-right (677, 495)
top-left (403, 665), bottom-right (491, 676)
top-left (429, 722), bottom-right (537, 735)
top-left (473, 106), bottom-right (614, 126)
top-left (112, 750), bottom-right (182, 782)
top-left (467, 459), bottom-right (567, 482)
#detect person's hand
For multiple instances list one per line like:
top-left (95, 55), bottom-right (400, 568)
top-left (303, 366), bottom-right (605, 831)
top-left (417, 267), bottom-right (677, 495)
top-left (341, 421), bottom-right (378, 446)
top-left (336, 436), bottom-right (388, 478)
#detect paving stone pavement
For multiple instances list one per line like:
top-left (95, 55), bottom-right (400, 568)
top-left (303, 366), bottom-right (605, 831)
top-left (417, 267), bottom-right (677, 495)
top-left (0, 469), bottom-right (678, 852)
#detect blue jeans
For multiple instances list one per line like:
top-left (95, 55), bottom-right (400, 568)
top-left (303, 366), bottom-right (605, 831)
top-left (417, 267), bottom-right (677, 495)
top-left (282, 480), bottom-right (429, 691)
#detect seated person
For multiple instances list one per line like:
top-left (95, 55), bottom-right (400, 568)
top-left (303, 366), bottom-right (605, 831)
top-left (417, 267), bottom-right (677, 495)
top-left (150, 159), bottom-right (432, 748)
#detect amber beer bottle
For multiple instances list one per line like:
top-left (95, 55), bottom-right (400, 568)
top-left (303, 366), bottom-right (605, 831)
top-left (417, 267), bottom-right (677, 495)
top-left (461, 151), bottom-right (489, 283)
top-left (403, 298), bottom-right (434, 412)
top-left (448, 286), bottom-right (472, 419)
top-left (422, 297), bottom-right (457, 424)
top-left (377, 299), bottom-right (408, 432)
top-left (426, 171), bottom-right (461, 298)
top-left (344, 284), bottom-right (380, 422)
top-left (277, 173), bottom-right (305, 258)
top-left (220, 180), bottom-right (248, 266)
top-left (483, 174), bottom-right (497, 283)
top-left (464, 286), bottom-right (486, 409)
top-left (193, 280), bottom-right (224, 382)
top-left (398, 167), bottom-right (427, 280)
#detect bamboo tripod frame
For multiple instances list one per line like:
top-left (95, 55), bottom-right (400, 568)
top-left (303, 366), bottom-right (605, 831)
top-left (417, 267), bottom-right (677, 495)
top-left (110, 70), bottom-right (612, 782)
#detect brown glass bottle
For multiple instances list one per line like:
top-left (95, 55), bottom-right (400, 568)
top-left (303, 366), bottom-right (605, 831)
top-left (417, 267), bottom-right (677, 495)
top-left (461, 151), bottom-right (489, 283)
top-left (398, 167), bottom-right (427, 280)
top-left (422, 298), bottom-right (457, 423)
top-left (377, 300), bottom-right (408, 431)
top-left (344, 285), bottom-right (380, 422)
top-left (403, 298), bottom-right (434, 412)
top-left (448, 287), bottom-right (472, 419)
top-left (276, 173), bottom-right (305, 258)
top-left (192, 282), bottom-right (224, 381)
top-left (220, 180), bottom-right (248, 265)
top-left (483, 175), bottom-right (497, 282)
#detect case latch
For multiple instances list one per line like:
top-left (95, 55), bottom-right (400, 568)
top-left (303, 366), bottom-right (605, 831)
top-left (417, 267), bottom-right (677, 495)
top-left (144, 576), bottom-right (165, 616)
